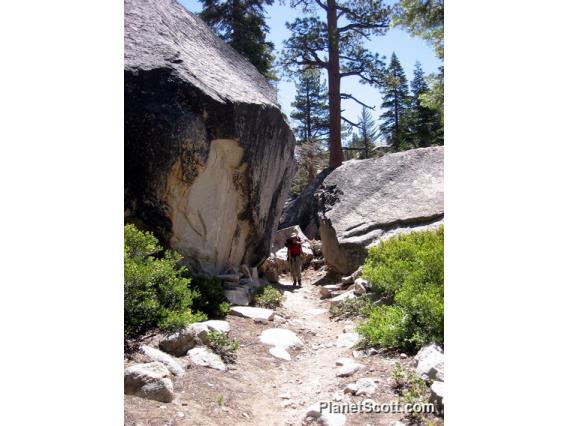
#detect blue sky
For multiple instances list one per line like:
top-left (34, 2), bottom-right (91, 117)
top-left (178, 0), bottom-right (441, 140)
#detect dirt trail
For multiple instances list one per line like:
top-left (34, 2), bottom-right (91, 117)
top-left (125, 269), bottom-right (417, 426)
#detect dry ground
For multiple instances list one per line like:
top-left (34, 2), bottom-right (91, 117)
top-left (124, 268), bottom-right (443, 426)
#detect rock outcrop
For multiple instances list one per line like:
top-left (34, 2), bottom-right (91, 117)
top-left (124, 0), bottom-right (296, 274)
top-left (318, 147), bottom-right (444, 274)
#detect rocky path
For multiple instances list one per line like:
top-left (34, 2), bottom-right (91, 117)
top-left (125, 269), bottom-right (426, 426)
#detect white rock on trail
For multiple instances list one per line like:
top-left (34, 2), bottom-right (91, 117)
top-left (305, 402), bottom-right (346, 426)
top-left (329, 290), bottom-right (357, 305)
top-left (415, 344), bottom-right (444, 381)
top-left (229, 306), bottom-right (275, 321)
top-left (124, 362), bottom-right (174, 403)
top-left (335, 358), bottom-right (364, 377)
top-left (269, 346), bottom-right (292, 361)
top-left (336, 332), bottom-right (360, 348)
top-left (202, 320), bottom-right (231, 334)
top-left (187, 347), bottom-right (227, 371)
top-left (260, 328), bottom-right (303, 349)
top-left (140, 345), bottom-right (185, 377)
top-left (353, 378), bottom-right (378, 396)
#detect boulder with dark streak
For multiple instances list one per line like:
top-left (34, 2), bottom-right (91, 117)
top-left (317, 147), bottom-right (444, 275)
top-left (124, 0), bottom-right (296, 274)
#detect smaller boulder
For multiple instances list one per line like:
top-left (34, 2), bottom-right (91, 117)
top-left (187, 347), bottom-right (226, 371)
top-left (336, 332), bottom-right (360, 348)
top-left (347, 280), bottom-right (367, 295)
top-left (341, 276), bottom-right (354, 286)
top-left (330, 290), bottom-right (357, 306)
top-left (124, 362), bottom-right (174, 403)
top-left (319, 287), bottom-right (332, 299)
top-left (229, 306), bottom-right (275, 321)
top-left (269, 347), bottom-right (291, 361)
top-left (260, 328), bottom-right (303, 349)
top-left (159, 327), bottom-right (197, 357)
top-left (139, 346), bottom-right (185, 377)
top-left (415, 344), bottom-right (444, 381)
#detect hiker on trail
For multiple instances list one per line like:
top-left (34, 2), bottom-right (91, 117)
top-left (285, 232), bottom-right (303, 287)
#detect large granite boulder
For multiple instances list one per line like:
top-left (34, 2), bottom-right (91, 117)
top-left (318, 147), bottom-right (444, 275)
top-left (124, 0), bottom-right (296, 274)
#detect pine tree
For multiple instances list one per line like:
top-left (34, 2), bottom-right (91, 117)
top-left (408, 62), bottom-right (439, 147)
top-left (290, 68), bottom-right (329, 143)
top-left (349, 107), bottom-right (379, 159)
top-left (379, 53), bottom-right (411, 151)
top-left (282, 0), bottom-right (390, 168)
top-left (199, 0), bottom-right (277, 80)
top-left (289, 68), bottom-right (329, 194)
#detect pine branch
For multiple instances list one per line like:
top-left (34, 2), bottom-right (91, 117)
top-left (341, 115), bottom-right (363, 129)
top-left (340, 93), bottom-right (375, 109)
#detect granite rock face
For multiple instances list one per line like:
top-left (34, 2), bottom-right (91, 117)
top-left (318, 147), bottom-right (444, 274)
top-left (124, 0), bottom-right (296, 274)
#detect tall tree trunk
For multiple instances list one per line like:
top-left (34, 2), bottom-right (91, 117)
top-left (326, 0), bottom-right (343, 168)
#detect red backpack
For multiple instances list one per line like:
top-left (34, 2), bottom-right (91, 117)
top-left (285, 237), bottom-right (302, 256)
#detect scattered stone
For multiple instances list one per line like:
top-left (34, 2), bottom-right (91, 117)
top-left (229, 306), bottom-right (275, 321)
top-left (140, 345), bottom-right (185, 377)
top-left (333, 391), bottom-right (344, 401)
top-left (354, 378), bottom-right (377, 396)
top-left (305, 403), bottom-right (346, 426)
top-left (319, 286), bottom-right (332, 299)
top-left (337, 362), bottom-right (363, 377)
top-left (269, 347), bottom-right (292, 361)
top-left (124, 362), bottom-right (174, 403)
top-left (260, 328), bottom-right (303, 349)
top-left (279, 392), bottom-right (292, 399)
top-left (390, 422), bottom-right (406, 426)
top-left (336, 332), bottom-right (361, 348)
top-left (202, 320), bottom-right (231, 334)
top-left (344, 383), bottom-right (358, 394)
top-left (341, 276), bottom-right (354, 285)
top-left (415, 344), bottom-right (444, 381)
top-left (254, 318), bottom-right (269, 325)
top-left (330, 290), bottom-right (357, 305)
top-left (400, 353), bottom-right (408, 359)
top-left (187, 347), bottom-right (227, 371)
top-left (348, 280), bottom-right (367, 295)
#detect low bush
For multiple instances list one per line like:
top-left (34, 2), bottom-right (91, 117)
top-left (124, 224), bottom-right (205, 338)
top-left (358, 227), bottom-right (444, 353)
top-left (252, 285), bottom-right (284, 309)
top-left (391, 362), bottom-right (432, 424)
top-left (207, 330), bottom-right (240, 364)
top-left (329, 295), bottom-right (373, 320)
top-left (188, 276), bottom-right (231, 319)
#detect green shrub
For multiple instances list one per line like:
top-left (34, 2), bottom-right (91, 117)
top-left (189, 276), bottom-right (231, 319)
top-left (358, 227), bottom-right (444, 352)
top-left (124, 224), bottom-right (205, 338)
top-left (252, 285), bottom-right (284, 309)
top-left (329, 295), bottom-right (374, 320)
top-left (207, 330), bottom-right (240, 364)
top-left (391, 362), bottom-right (432, 424)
